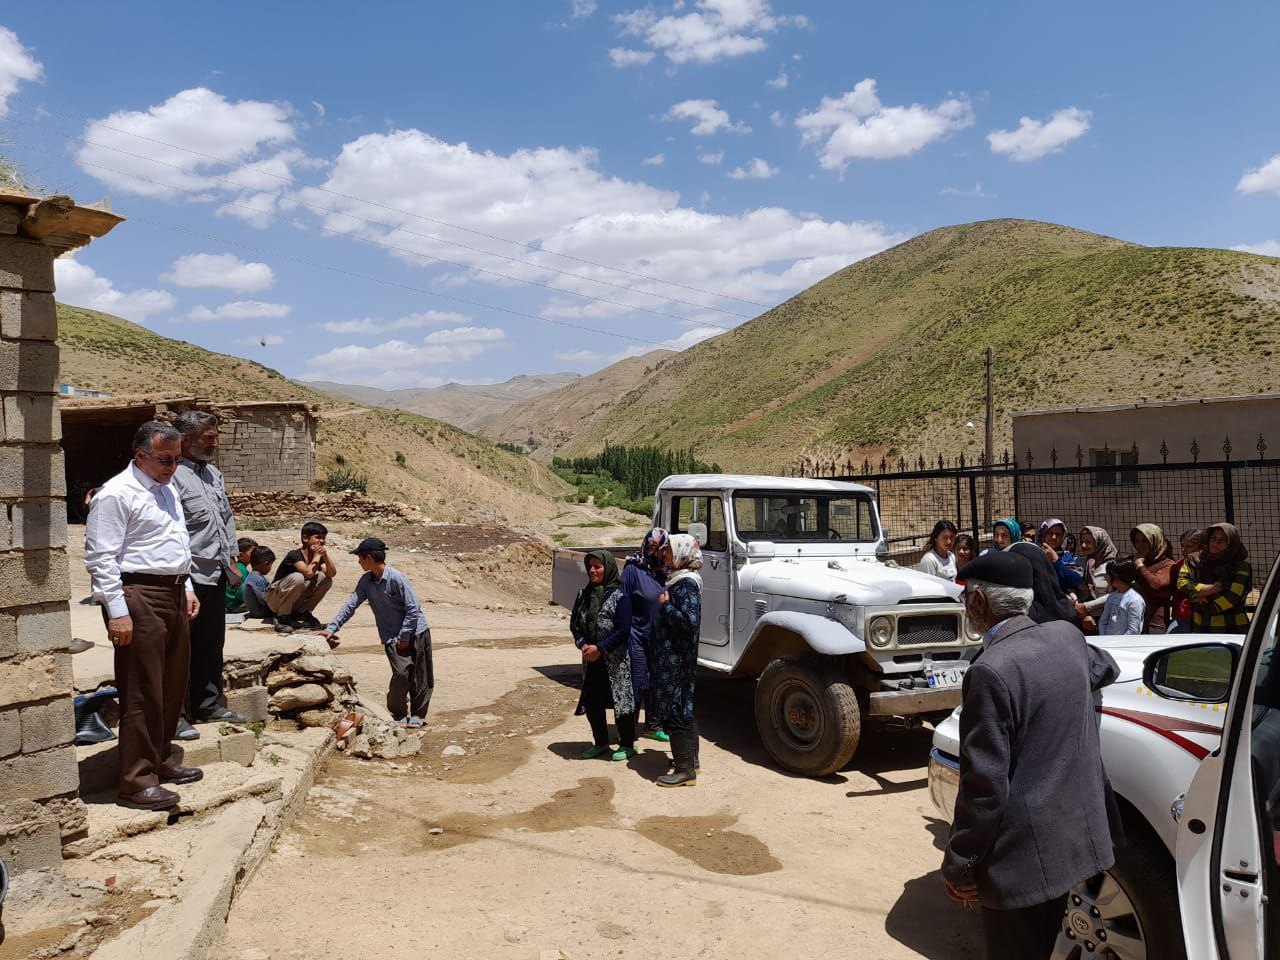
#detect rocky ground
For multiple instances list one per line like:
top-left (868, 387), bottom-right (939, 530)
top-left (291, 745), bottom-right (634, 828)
top-left (51, 517), bottom-right (982, 960)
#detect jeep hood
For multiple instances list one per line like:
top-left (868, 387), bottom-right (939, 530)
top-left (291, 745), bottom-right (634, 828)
top-left (746, 558), bottom-right (962, 606)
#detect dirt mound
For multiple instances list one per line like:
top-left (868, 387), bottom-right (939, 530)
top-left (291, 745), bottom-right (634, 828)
top-left (230, 490), bottom-right (415, 524)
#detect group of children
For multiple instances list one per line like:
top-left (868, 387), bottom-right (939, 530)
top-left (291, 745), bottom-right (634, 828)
top-left (225, 521), bottom-right (333, 634)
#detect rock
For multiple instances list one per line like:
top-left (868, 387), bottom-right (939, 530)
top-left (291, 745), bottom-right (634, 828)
top-left (300, 636), bottom-right (332, 658)
top-left (241, 950), bottom-right (271, 960)
top-left (503, 926), bottom-right (526, 944)
top-left (442, 744), bottom-right (467, 758)
top-left (268, 683), bottom-right (331, 714)
top-left (265, 669), bottom-right (308, 692)
top-left (597, 921), bottom-right (631, 940)
top-left (429, 827), bottom-right (445, 837)
top-left (291, 655), bottom-right (336, 680)
top-left (295, 709), bottom-right (338, 729)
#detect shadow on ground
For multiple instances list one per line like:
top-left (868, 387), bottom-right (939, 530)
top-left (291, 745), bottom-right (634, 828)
top-left (885, 869), bottom-right (984, 959)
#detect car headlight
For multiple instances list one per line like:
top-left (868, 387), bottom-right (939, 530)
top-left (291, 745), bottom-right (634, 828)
top-left (963, 617), bottom-right (983, 642)
top-left (868, 615), bottom-right (894, 648)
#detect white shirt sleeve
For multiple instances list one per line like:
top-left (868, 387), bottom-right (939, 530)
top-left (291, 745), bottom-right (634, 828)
top-left (85, 490), bottom-right (130, 619)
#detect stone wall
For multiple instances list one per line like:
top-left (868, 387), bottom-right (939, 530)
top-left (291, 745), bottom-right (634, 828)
top-left (214, 404), bottom-right (315, 493)
top-left (0, 235), bottom-right (85, 870)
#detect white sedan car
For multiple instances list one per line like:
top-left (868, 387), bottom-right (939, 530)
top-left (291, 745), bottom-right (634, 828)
top-left (929, 633), bottom-right (1242, 960)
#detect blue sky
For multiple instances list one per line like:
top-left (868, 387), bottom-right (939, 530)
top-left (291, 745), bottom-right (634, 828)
top-left (3, 1), bottom-right (1279, 389)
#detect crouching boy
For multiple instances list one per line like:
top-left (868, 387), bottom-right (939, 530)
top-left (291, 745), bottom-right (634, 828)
top-left (242, 546), bottom-right (276, 623)
top-left (318, 538), bottom-right (433, 726)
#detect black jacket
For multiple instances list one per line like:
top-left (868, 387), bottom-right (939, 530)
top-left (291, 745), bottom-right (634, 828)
top-left (943, 615), bottom-right (1119, 909)
top-left (1009, 542), bottom-right (1077, 624)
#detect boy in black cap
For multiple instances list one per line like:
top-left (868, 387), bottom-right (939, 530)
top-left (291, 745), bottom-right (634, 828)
top-left (318, 538), bottom-right (434, 726)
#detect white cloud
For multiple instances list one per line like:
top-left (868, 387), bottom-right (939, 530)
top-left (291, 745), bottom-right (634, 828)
top-left (665, 326), bottom-right (720, 350)
top-left (940, 182), bottom-right (987, 198)
top-left (796, 79), bottom-right (973, 170)
top-left (728, 157), bottom-right (778, 180)
top-left (238, 334), bottom-right (285, 347)
top-left (555, 348), bottom-right (604, 362)
top-left (320, 310), bottom-right (469, 335)
top-left (614, 0), bottom-right (804, 66)
top-left (642, 153), bottom-right (666, 166)
top-left (184, 300), bottom-right (292, 322)
top-left (163, 253), bottom-right (275, 293)
top-left (766, 67), bottom-right (788, 90)
top-left (312, 101), bottom-right (326, 119)
top-left (698, 149), bottom-right (725, 166)
top-left (1237, 155), bottom-right (1280, 197)
top-left (570, 0), bottom-right (598, 18)
top-left (0, 27), bottom-right (42, 117)
top-left (668, 98), bottom-right (750, 136)
top-left (423, 325), bottom-right (506, 345)
top-left (76, 88), bottom-right (300, 220)
top-left (305, 333), bottom-right (503, 377)
top-left (609, 47), bottom-right (656, 67)
top-left (1232, 240), bottom-right (1280, 257)
top-left (54, 257), bottom-right (176, 322)
top-left (987, 106), bottom-right (1091, 162)
top-left (769, 110), bottom-right (786, 128)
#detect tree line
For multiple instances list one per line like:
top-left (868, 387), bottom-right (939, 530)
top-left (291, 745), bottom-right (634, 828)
top-left (553, 444), bottom-right (721, 499)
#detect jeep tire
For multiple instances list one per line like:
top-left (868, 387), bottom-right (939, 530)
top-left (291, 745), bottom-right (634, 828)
top-left (755, 658), bottom-right (860, 777)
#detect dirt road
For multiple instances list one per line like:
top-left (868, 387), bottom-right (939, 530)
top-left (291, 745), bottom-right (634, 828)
top-left (182, 521), bottom-right (983, 960)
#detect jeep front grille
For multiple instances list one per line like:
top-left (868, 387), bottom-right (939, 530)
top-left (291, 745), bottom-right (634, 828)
top-left (896, 614), bottom-right (960, 646)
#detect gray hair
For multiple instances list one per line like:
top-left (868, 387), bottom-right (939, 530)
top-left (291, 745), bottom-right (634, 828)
top-left (966, 579), bottom-right (1034, 619)
top-left (132, 420), bottom-right (181, 453)
top-left (173, 410), bottom-right (219, 438)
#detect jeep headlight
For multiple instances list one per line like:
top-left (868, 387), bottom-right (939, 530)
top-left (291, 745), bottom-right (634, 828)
top-left (868, 615), bottom-right (895, 648)
top-left (963, 617), bottom-right (983, 642)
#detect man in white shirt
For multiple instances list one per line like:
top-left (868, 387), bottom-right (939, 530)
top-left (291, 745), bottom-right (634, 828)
top-left (84, 421), bottom-right (204, 811)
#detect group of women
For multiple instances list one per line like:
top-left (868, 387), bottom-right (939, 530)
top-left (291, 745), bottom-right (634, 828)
top-left (568, 528), bottom-right (704, 788)
top-left (916, 516), bottom-right (1254, 635)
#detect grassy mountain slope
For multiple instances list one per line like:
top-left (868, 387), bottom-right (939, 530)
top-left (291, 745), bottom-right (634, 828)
top-left (56, 305), bottom-right (571, 523)
top-left (521, 219), bottom-right (1280, 470)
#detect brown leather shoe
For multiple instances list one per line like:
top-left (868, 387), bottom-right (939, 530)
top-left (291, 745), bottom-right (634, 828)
top-left (117, 785), bottom-right (180, 810)
top-left (157, 763), bottom-right (204, 784)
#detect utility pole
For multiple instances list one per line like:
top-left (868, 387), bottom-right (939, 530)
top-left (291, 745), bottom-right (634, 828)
top-left (984, 347), bottom-right (995, 532)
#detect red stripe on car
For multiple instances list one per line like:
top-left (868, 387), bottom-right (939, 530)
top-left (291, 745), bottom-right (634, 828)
top-left (1100, 706), bottom-right (1220, 761)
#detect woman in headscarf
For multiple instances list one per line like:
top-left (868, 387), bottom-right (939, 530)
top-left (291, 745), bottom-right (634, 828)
top-left (984, 518), bottom-right (1021, 555)
top-left (1177, 522), bottom-right (1253, 633)
top-left (569, 550), bottom-right (635, 759)
top-left (1073, 526), bottom-right (1119, 632)
top-left (1009, 542), bottom-right (1077, 624)
top-left (620, 527), bottom-right (671, 754)
top-left (1130, 524), bottom-right (1177, 633)
top-left (1038, 518), bottom-right (1083, 594)
top-left (653, 533), bottom-right (704, 787)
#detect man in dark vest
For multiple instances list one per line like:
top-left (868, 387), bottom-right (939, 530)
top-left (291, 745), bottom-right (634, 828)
top-left (943, 550), bottom-right (1119, 959)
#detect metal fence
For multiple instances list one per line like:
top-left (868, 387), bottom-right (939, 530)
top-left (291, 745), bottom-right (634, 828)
top-left (811, 444), bottom-right (1280, 568)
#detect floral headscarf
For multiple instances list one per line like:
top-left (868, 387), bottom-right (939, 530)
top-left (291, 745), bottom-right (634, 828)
top-left (1131, 523), bottom-right (1170, 563)
top-left (667, 533), bottom-right (703, 589)
top-left (627, 527), bottom-right (671, 579)
top-left (1079, 526), bottom-right (1118, 565)
top-left (994, 517), bottom-right (1021, 547)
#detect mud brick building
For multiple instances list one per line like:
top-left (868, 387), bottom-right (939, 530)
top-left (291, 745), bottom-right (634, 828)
top-left (0, 193), bottom-right (123, 870)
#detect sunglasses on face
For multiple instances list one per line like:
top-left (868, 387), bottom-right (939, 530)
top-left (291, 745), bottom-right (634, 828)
top-left (141, 452), bottom-right (179, 467)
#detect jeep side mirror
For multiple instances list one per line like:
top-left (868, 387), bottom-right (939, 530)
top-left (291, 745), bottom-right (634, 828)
top-left (1143, 642), bottom-right (1239, 704)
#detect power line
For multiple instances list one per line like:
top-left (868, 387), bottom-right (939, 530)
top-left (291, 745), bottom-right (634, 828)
top-left (15, 138), bottom-right (739, 332)
top-left (11, 94), bottom-right (770, 308)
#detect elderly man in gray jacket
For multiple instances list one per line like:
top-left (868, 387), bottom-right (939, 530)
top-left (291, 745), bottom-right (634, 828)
top-left (943, 550), bottom-right (1120, 960)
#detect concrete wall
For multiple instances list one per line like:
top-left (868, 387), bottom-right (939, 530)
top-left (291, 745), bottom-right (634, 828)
top-left (0, 237), bottom-right (86, 870)
top-left (215, 405), bottom-right (316, 493)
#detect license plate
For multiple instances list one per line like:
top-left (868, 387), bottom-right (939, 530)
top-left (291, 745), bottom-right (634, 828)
top-left (926, 663), bottom-right (968, 689)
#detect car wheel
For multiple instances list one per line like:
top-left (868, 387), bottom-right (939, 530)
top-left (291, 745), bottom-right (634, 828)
top-left (1051, 831), bottom-right (1185, 960)
top-left (754, 658), bottom-right (860, 777)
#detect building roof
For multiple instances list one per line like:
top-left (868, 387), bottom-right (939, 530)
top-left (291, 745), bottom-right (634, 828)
top-left (1013, 392), bottom-right (1280, 419)
top-left (59, 395), bottom-right (316, 417)
top-left (659, 474), bottom-right (874, 495)
top-left (0, 193), bottom-right (124, 252)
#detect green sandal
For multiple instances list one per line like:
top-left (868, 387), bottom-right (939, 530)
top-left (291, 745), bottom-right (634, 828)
top-left (611, 746), bottom-right (638, 762)
top-left (581, 744), bottom-right (613, 759)
top-left (641, 728), bottom-right (670, 743)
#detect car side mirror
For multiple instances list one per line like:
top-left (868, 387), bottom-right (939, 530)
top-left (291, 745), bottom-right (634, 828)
top-left (1142, 642), bottom-right (1239, 704)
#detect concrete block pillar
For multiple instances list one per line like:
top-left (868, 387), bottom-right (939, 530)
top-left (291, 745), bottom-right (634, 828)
top-left (0, 194), bottom-right (122, 871)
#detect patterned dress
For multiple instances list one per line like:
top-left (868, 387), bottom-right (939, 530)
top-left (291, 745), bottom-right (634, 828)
top-left (652, 577), bottom-right (702, 725)
top-left (571, 587), bottom-right (635, 717)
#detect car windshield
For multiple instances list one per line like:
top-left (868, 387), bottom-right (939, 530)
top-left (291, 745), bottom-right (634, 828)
top-left (733, 493), bottom-right (878, 543)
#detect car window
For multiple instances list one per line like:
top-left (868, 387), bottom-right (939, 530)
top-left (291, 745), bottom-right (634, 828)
top-left (671, 496), bottom-right (727, 552)
top-left (732, 493), bottom-right (878, 543)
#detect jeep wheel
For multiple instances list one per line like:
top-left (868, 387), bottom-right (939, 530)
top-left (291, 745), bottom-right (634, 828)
top-left (754, 659), bottom-right (860, 777)
top-left (1051, 830), bottom-right (1185, 960)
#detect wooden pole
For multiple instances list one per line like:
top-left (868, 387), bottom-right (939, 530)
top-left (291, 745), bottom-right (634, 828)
top-left (984, 347), bottom-right (995, 532)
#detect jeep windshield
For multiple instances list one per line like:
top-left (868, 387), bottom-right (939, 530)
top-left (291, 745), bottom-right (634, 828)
top-left (733, 493), bottom-right (879, 543)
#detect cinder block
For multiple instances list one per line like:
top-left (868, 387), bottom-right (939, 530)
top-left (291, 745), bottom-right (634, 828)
top-left (20, 696), bottom-right (75, 753)
top-left (0, 290), bottom-right (57, 341)
top-left (0, 237), bottom-right (56, 292)
top-left (223, 685), bottom-right (269, 723)
top-left (0, 608), bottom-right (15, 657)
top-left (0, 801), bottom-right (63, 870)
top-left (15, 601), bottom-right (72, 655)
top-left (0, 705), bottom-right (19, 757)
top-left (0, 548), bottom-right (71, 609)
top-left (9, 500), bottom-right (67, 550)
top-left (0, 744), bottom-right (79, 801)
top-left (0, 443), bottom-right (65, 497)
top-left (2, 394), bottom-right (61, 441)
top-left (0, 651), bottom-right (72, 709)
top-left (0, 340), bottom-right (59, 392)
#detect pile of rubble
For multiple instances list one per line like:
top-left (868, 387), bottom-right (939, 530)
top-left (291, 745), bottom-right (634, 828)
top-left (228, 489), bottom-right (417, 524)
top-left (265, 652), bottom-right (357, 726)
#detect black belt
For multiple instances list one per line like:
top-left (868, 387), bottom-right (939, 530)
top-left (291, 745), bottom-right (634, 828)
top-left (122, 573), bottom-right (189, 588)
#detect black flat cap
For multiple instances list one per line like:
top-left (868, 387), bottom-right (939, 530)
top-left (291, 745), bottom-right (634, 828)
top-left (351, 537), bottom-right (387, 555)
top-left (957, 550), bottom-right (1033, 588)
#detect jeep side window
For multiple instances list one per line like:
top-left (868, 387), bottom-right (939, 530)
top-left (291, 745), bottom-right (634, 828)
top-left (733, 494), bottom-right (879, 543)
top-left (671, 496), bottom-right (727, 552)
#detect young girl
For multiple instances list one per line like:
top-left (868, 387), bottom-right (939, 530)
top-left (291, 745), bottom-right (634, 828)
top-left (1169, 530), bottom-right (1204, 634)
top-left (1177, 523), bottom-right (1252, 633)
top-left (1099, 560), bottom-right (1146, 636)
top-left (953, 534), bottom-right (977, 571)
top-left (916, 520), bottom-right (959, 581)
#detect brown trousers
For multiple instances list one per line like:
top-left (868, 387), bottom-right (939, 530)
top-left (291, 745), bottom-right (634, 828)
top-left (110, 583), bottom-right (190, 794)
top-left (266, 571), bottom-right (332, 617)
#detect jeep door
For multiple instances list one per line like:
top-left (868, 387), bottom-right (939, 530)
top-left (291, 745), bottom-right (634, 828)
top-left (667, 493), bottom-right (732, 663)
top-left (1175, 551), bottom-right (1280, 959)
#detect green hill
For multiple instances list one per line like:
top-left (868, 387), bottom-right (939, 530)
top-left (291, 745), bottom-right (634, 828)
top-left (539, 219), bottom-right (1280, 470)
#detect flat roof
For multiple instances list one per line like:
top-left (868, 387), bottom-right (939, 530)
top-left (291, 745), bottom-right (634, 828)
top-left (659, 474), bottom-right (874, 494)
top-left (1013, 392), bottom-right (1280, 418)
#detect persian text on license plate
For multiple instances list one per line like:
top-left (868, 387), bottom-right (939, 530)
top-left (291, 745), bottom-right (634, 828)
top-left (926, 663), bottom-right (968, 689)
